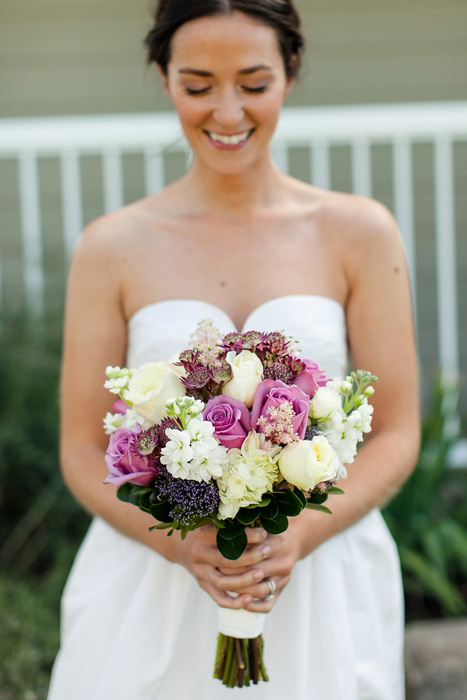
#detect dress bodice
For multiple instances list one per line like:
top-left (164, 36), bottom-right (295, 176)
top-left (127, 295), bottom-right (348, 378)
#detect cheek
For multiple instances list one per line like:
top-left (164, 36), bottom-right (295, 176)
top-left (172, 98), bottom-right (208, 128)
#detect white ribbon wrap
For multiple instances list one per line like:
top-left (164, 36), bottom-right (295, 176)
top-left (217, 607), bottom-right (266, 639)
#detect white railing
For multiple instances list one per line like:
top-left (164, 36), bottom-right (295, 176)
top-left (0, 101), bottom-right (466, 389)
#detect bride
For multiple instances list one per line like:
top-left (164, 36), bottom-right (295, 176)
top-left (48, 1), bottom-right (420, 698)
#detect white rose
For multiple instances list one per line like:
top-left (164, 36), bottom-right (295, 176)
top-left (278, 436), bottom-right (340, 490)
top-left (126, 362), bottom-right (186, 423)
top-left (309, 387), bottom-right (343, 421)
top-left (222, 350), bottom-right (264, 408)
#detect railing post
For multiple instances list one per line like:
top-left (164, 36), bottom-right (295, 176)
top-left (103, 149), bottom-right (124, 213)
top-left (61, 151), bottom-right (83, 263)
top-left (18, 152), bottom-right (44, 319)
top-left (393, 137), bottom-right (417, 324)
top-left (434, 136), bottom-right (460, 433)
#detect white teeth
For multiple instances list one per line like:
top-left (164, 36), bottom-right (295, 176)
top-left (209, 130), bottom-right (251, 145)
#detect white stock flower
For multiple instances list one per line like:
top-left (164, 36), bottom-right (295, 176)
top-left (222, 350), bottom-right (264, 408)
top-left (103, 408), bottom-right (151, 435)
top-left (216, 432), bottom-right (280, 519)
top-left (309, 387), bottom-right (343, 421)
top-left (104, 366), bottom-right (134, 397)
top-left (160, 419), bottom-right (228, 482)
top-left (125, 362), bottom-right (186, 423)
top-left (278, 436), bottom-right (340, 491)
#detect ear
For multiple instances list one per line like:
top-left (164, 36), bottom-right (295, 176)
top-left (157, 64), bottom-right (172, 101)
top-left (284, 77), bottom-right (295, 99)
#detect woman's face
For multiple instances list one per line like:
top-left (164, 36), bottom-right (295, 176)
top-left (162, 11), bottom-right (293, 176)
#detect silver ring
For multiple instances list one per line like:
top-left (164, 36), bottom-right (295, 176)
top-left (264, 578), bottom-right (276, 601)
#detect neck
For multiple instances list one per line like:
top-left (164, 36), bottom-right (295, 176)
top-left (179, 152), bottom-right (285, 215)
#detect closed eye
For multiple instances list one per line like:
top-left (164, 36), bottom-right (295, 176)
top-left (242, 86), bottom-right (268, 93)
top-left (184, 86), bottom-right (211, 96)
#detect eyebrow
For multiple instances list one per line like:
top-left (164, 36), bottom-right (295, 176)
top-left (178, 64), bottom-right (274, 77)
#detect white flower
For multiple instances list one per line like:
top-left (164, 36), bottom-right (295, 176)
top-left (103, 408), bottom-right (151, 435)
top-left (222, 350), bottom-right (264, 408)
top-left (160, 419), bottom-right (228, 482)
top-left (104, 366), bottom-right (134, 397)
top-left (125, 362), bottom-right (186, 423)
top-left (278, 436), bottom-right (340, 491)
top-left (216, 431), bottom-right (280, 519)
top-left (309, 387), bottom-right (343, 421)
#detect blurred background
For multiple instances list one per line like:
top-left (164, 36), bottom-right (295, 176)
top-left (0, 1), bottom-right (466, 698)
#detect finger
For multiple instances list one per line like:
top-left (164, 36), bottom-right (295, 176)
top-left (214, 567), bottom-right (265, 591)
top-left (220, 543), bottom-right (272, 569)
top-left (245, 528), bottom-right (268, 544)
top-left (204, 583), bottom-right (253, 609)
top-left (244, 597), bottom-right (276, 613)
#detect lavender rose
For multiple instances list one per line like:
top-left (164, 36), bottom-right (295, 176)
top-left (104, 425), bottom-right (158, 488)
top-left (293, 359), bottom-right (327, 398)
top-left (203, 395), bottom-right (251, 449)
top-left (250, 379), bottom-right (310, 440)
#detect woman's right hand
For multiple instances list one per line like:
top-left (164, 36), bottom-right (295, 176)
top-left (174, 525), bottom-right (270, 609)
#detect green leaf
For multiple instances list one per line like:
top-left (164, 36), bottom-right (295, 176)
top-left (116, 483), bottom-right (134, 503)
top-left (275, 490), bottom-right (304, 517)
top-left (138, 490), bottom-right (154, 513)
top-left (217, 523), bottom-right (246, 540)
top-left (256, 495), bottom-right (272, 508)
top-left (149, 500), bottom-right (173, 522)
top-left (261, 500), bottom-right (279, 519)
top-left (327, 486), bottom-right (345, 495)
top-left (293, 488), bottom-right (307, 508)
top-left (305, 503), bottom-right (333, 514)
top-left (217, 530), bottom-right (248, 560)
top-left (150, 522), bottom-right (174, 532)
top-left (260, 513), bottom-right (289, 534)
top-left (307, 493), bottom-right (329, 505)
top-left (237, 508), bottom-right (260, 525)
top-left (400, 548), bottom-right (466, 616)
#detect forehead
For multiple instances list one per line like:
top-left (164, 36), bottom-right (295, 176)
top-left (169, 11), bottom-right (283, 70)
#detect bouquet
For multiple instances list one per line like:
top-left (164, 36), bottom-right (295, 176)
top-left (103, 320), bottom-right (376, 688)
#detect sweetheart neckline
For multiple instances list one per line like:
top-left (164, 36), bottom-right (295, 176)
top-left (128, 294), bottom-right (345, 334)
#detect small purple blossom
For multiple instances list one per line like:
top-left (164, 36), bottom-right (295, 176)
top-left (156, 466), bottom-right (219, 526)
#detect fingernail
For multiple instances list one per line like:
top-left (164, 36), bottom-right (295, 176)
top-left (262, 545), bottom-right (271, 555)
top-left (261, 529), bottom-right (268, 539)
top-left (254, 569), bottom-right (263, 580)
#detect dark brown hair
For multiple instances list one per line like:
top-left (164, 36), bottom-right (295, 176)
top-left (145, 0), bottom-right (304, 79)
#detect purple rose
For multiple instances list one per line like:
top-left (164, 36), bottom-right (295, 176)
top-left (293, 359), bottom-right (327, 398)
top-left (104, 425), bottom-right (158, 488)
top-left (250, 379), bottom-right (310, 440)
top-left (203, 395), bottom-right (251, 449)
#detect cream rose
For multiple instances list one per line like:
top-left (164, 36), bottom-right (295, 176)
top-left (222, 350), bottom-right (264, 408)
top-left (278, 435), bottom-right (340, 490)
top-left (126, 362), bottom-right (186, 423)
top-left (309, 387), bottom-right (343, 421)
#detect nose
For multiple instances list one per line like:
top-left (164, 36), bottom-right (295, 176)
top-left (213, 88), bottom-right (245, 128)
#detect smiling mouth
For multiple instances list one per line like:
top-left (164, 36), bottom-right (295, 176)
top-left (205, 129), bottom-right (254, 146)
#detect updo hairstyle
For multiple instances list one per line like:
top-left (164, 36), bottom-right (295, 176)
top-left (145, 0), bottom-right (305, 79)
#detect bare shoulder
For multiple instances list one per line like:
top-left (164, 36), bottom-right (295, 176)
top-left (315, 189), bottom-right (402, 256)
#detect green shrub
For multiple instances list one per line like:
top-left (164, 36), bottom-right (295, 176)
top-left (383, 378), bottom-right (467, 620)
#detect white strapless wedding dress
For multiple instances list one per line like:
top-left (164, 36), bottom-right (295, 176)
top-left (48, 296), bottom-right (404, 700)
